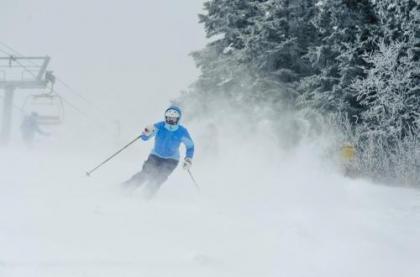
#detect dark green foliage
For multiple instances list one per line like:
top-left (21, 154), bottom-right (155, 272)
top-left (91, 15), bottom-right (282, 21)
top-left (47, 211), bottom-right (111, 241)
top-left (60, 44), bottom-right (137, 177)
top-left (189, 0), bottom-right (319, 116)
top-left (298, 0), bottom-right (379, 122)
top-left (182, 0), bottom-right (420, 184)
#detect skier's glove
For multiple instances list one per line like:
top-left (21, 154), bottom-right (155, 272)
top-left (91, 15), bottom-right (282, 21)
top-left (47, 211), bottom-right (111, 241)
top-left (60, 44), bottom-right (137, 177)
top-left (142, 125), bottom-right (156, 136)
top-left (183, 157), bottom-right (192, 170)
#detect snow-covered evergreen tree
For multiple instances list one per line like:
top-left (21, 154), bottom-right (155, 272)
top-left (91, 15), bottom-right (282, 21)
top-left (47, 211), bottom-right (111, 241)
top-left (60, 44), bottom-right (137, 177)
top-left (189, 0), bottom-right (318, 115)
top-left (183, 0), bottom-right (420, 185)
top-left (352, 38), bottom-right (420, 140)
top-left (298, 0), bottom-right (378, 121)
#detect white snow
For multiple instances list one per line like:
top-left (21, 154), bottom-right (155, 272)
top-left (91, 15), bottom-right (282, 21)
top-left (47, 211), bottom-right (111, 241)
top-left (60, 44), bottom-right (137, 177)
top-left (0, 1), bottom-right (419, 276)
top-left (223, 43), bottom-right (235, 54)
top-left (1, 133), bottom-right (419, 277)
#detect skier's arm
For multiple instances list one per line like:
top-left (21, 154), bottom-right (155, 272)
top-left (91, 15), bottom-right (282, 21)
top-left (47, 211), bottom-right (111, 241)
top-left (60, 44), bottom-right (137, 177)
top-left (182, 130), bottom-right (194, 159)
top-left (140, 123), bottom-right (158, 141)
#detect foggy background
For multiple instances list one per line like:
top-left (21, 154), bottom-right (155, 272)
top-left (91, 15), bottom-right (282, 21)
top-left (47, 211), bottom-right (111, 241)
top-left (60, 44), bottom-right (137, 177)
top-left (0, 0), bottom-right (207, 139)
top-left (1, 1), bottom-right (420, 277)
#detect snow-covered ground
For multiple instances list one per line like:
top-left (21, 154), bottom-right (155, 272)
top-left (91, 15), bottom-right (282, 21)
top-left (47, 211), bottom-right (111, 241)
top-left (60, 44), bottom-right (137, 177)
top-left (5, 0), bottom-right (419, 276)
top-left (2, 1), bottom-right (419, 275)
top-left (1, 134), bottom-right (419, 277)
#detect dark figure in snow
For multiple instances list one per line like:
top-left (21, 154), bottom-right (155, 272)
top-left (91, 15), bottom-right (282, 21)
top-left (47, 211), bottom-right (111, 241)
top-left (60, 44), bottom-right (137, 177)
top-left (124, 105), bottom-right (195, 197)
top-left (20, 112), bottom-right (49, 147)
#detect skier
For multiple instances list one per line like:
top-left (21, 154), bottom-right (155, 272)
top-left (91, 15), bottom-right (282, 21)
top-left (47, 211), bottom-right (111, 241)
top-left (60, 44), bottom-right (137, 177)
top-left (124, 105), bottom-right (195, 197)
top-left (20, 112), bottom-right (49, 147)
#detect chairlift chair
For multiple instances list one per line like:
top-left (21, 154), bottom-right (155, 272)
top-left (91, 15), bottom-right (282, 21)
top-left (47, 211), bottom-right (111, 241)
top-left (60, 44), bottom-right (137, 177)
top-left (23, 92), bottom-right (64, 126)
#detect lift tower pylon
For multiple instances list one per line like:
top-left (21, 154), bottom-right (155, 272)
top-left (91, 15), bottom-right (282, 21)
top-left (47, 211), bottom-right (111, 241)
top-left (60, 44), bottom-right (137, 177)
top-left (0, 56), bottom-right (51, 144)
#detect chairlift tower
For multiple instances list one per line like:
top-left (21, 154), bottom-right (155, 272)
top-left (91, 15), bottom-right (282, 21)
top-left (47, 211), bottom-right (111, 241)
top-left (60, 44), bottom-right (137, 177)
top-left (0, 56), bottom-right (51, 144)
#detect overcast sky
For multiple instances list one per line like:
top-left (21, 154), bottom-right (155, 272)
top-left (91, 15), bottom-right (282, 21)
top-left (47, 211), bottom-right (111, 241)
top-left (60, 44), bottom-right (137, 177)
top-left (0, 0), bottom-right (207, 132)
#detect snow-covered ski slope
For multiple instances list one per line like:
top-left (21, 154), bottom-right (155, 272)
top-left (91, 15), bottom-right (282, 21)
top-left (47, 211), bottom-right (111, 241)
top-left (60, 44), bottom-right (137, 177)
top-left (1, 134), bottom-right (419, 277)
top-left (5, 0), bottom-right (419, 275)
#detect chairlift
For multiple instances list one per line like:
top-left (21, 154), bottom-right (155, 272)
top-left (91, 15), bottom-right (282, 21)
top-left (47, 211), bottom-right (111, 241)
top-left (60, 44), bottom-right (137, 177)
top-left (23, 92), bottom-right (64, 126)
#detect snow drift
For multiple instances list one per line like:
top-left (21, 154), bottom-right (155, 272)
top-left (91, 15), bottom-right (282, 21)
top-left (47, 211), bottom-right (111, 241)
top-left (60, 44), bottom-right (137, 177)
top-left (1, 121), bottom-right (419, 277)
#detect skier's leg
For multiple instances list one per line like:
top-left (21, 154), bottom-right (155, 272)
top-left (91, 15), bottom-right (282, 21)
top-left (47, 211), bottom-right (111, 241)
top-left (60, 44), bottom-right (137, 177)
top-left (123, 155), bottom-right (160, 187)
top-left (143, 158), bottom-right (179, 198)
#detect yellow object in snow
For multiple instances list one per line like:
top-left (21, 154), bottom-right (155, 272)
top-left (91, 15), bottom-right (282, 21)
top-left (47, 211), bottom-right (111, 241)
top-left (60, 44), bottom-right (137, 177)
top-left (340, 145), bottom-right (356, 160)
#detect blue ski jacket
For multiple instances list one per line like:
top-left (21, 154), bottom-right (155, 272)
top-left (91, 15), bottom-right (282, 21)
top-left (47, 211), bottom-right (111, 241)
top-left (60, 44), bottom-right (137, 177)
top-left (140, 121), bottom-right (195, 161)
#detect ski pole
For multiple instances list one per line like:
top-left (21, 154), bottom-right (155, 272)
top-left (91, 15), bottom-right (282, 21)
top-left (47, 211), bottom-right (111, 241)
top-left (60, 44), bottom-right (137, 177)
top-left (187, 169), bottom-right (200, 191)
top-left (86, 135), bottom-right (141, 177)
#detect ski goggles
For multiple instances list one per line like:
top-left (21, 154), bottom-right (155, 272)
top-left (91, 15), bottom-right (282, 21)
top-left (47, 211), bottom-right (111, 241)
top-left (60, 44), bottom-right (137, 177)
top-left (165, 109), bottom-right (180, 125)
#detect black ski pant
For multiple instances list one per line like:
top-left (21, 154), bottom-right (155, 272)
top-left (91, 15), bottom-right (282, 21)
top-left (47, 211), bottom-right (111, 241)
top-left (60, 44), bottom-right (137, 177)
top-left (125, 154), bottom-right (178, 195)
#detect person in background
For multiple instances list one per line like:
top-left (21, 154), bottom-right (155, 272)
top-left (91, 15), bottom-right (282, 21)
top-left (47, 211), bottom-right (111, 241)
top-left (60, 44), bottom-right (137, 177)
top-left (340, 143), bottom-right (358, 178)
top-left (20, 112), bottom-right (49, 147)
